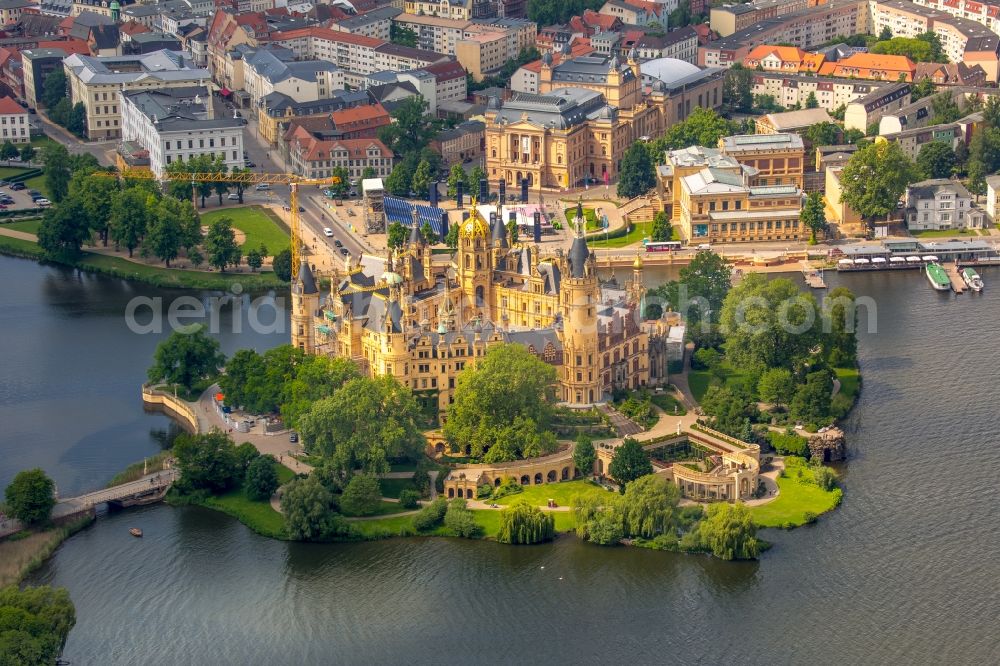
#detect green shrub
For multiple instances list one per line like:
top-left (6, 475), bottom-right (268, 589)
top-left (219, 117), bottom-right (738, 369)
top-left (398, 489), bottom-right (421, 509)
top-left (476, 483), bottom-right (493, 499)
top-left (492, 476), bottom-right (522, 500)
top-left (444, 499), bottom-right (483, 538)
top-left (812, 465), bottom-right (838, 491)
top-left (411, 497), bottom-right (448, 531)
top-left (340, 475), bottom-right (382, 517)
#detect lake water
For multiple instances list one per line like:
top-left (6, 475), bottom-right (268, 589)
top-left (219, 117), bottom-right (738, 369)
top-left (3, 256), bottom-right (999, 664)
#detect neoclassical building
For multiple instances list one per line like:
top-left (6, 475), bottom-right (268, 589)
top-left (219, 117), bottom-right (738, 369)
top-left (290, 204), bottom-right (670, 418)
top-left (484, 50), bottom-right (724, 190)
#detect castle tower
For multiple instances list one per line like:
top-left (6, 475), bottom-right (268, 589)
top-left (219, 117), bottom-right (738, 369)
top-left (628, 250), bottom-right (644, 305)
top-left (290, 260), bottom-right (319, 352)
top-left (560, 211), bottom-right (601, 406)
top-left (379, 283), bottom-right (410, 384)
top-left (456, 199), bottom-right (491, 323)
top-left (490, 203), bottom-right (508, 268)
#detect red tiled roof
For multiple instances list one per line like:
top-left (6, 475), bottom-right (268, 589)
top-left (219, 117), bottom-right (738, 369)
top-left (37, 38), bottom-right (89, 56)
top-left (329, 102), bottom-right (389, 126)
top-left (423, 60), bottom-right (466, 80)
top-left (292, 132), bottom-right (394, 163)
top-left (0, 95), bottom-right (26, 115)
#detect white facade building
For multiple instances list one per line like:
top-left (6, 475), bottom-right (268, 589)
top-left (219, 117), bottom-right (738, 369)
top-left (120, 86), bottom-right (245, 176)
top-left (905, 178), bottom-right (985, 231)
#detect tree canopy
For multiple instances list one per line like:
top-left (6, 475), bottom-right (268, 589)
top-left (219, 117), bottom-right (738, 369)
top-left (617, 141), bottom-right (655, 198)
top-left (647, 249), bottom-right (732, 326)
top-left (281, 475), bottom-right (352, 541)
top-left (496, 502), bottom-right (555, 544)
top-left (4, 468), bottom-right (56, 525)
top-left (608, 438), bottom-right (653, 492)
top-left (443, 344), bottom-right (558, 461)
top-left (800, 191), bottom-right (827, 244)
top-left (840, 141), bottom-right (917, 222)
top-left (147, 325), bottom-right (224, 392)
top-left (916, 140), bottom-right (957, 179)
top-left (173, 430), bottom-right (241, 494)
top-left (0, 585), bottom-right (76, 665)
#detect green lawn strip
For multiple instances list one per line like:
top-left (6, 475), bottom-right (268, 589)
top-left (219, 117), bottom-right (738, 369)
top-left (834, 366), bottom-right (860, 402)
top-left (3, 219), bottom-right (40, 234)
top-left (30, 135), bottom-right (59, 152)
top-left (749, 457), bottom-right (842, 529)
top-left (688, 371), bottom-right (712, 402)
top-left (0, 166), bottom-right (31, 180)
top-left (493, 479), bottom-right (610, 507)
top-left (276, 464), bottom-right (297, 485)
top-left (563, 206), bottom-right (604, 231)
top-left (199, 485), bottom-right (288, 540)
top-left (587, 220), bottom-right (654, 248)
top-left (380, 477), bottom-right (417, 499)
top-left (351, 508), bottom-right (576, 539)
top-left (0, 233), bottom-right (44, 259)
top-left (909, 228), bottom-right (979, 238)
top-left (201, 206), bottom-right (289, 253)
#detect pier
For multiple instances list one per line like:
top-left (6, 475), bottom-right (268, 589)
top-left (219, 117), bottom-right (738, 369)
top-left (945, 264), bottom-right (967, 293)
top-left (800, 260), bottom-right (826, 288)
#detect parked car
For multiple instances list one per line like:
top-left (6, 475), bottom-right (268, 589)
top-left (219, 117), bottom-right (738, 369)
top-left (334, 240), bottom-right (343, 248)
top-left (0, 180), bottom-right (9, 187)
top-left (10, 182), bottom-right (24, 190)
top-left (244, 161), bottom-right (256, 168)
top-left (255, 183), bottom-right (270, 191)
top-left (227, 193), bottom-right (240, 200)
top-left (323, 227), bottom-right (334, 237)
top-left (289, 432), bottom-right (298, 443)
top-left (298, 206), bottom-right (304, 212)
top-left (35, 198), bottom-right (51, 207)
top-left (339, 247), bottom-right (349, 256)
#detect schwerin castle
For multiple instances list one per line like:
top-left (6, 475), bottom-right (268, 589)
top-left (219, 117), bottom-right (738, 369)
top-left (289, 204), bottom-right (672, 420)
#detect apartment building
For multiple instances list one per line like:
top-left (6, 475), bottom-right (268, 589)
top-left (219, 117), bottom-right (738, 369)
top-left (719, 132), bottom-right (806, 188)
top-left (241, 47), bottom-right (344, 109)
top-left (329, 7), bottom-right (401, 40)
top-left (64, 49), bottom-right (210, 140)
top-left (0, 96), bottom-right (29, 143)
top-left (455, 31), bottom-right (507, 80)
top-left (286, 129), bottom-right (394, 180)
top-left (431, 119), bottom-right (485, 165)
top-left (599, 0), bottom-right (669, 28)
top-left (843, 81), bottom-right (911, 131)
top-left (403, 0), bottom-right (493, 20)
top-left (633, 26), bottom-right (699, 63)
top-left (751, 72), bottom-right (902, 113)
top-left (267, 27), bottom-right (382, 76)
top-left (392, 13), bottom-right (470, 54)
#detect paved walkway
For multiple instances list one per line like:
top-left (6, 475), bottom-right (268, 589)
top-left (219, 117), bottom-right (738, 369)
top-left (0, 227), bottom-right (36, 242)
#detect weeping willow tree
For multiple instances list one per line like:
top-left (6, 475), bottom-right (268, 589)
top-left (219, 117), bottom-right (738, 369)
top-left (496, 502), bottom-right (555, 544)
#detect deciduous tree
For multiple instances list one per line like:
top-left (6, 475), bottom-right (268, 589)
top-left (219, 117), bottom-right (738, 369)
top-left (204, 217), bottom-right (242, 271)
top-left (281, 475), bottom-right (351, 541)
top-left (245, 454), bottom-right (279, 501)
top-left (608, 437), bottom-right (652, 492)
top-left (573, 434), bottom-right (596, 477)
top-left (916, 140), bottom-right (956, 179)
top-left (172, 430), bottom-right (240, 494)
top-left (617, 141), bottom-right (655, 198)
top-left (4, 468), bottom-right (55, 524)
top-left (496, 502), bottom-right (554, 544)
top-left (800, 191), bottom-right (827, 244)
top-left (840, 138), bottom-right (917, 224)
top-left (340, 474), bottom-right (382, 516)
top-left (146, 325), bottom-right (224, 392)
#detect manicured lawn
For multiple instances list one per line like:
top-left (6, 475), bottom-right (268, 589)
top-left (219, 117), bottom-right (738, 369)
top-left (834, 366), bottom-right (860, 402)
top-left (910, 228), bottom-right (980, 238)
top-left (587, 220), bottom-right (654, 249)
top-left (688, 364), bottom-right (750, 404)
top-left (201, 205), bottom-right (289, 253)
top-left (30, 135), bottom-right (60, 152)
top-left (2, 219), bottom-right (40, 234)
top-left (351, 507), bottom-right (576, 539)
top-left (749, 457), bottom-right (843, 529)
top-left (380, 477), bottom-right (418, 499)
top-left (564, 206), bottom-right (605, 231)
top-left (651, 390), bottom-right (687, 416)
top-left (201, 485), bottom-right (287, 540)
top-left (276, 464), bottom-right (297, 485)
top-left (493, 479), bottom-right (612, 507)
top-left (343, 500), bottom-right (413, 518)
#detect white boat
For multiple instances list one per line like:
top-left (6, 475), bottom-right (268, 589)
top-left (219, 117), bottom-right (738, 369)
top-left (962, 267), bottom-right (984, 291)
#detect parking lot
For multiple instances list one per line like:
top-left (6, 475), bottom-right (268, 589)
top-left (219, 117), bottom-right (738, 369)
top-left (0, 181), bottom-right (50, 211)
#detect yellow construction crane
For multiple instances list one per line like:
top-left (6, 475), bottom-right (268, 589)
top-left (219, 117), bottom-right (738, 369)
top-left (101, 169), bottom-right (341, 278)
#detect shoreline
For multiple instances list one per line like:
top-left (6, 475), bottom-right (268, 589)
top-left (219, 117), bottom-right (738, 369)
top-left (0, 236), bottom-right (288, 291)
top-left (0, 515), bottom-right (95, 588)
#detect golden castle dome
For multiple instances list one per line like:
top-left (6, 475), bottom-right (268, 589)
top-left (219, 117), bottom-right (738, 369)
top-left (633, 253), bottom-right (643, 269)
top-left (460, 196), bottom-right (489, 239)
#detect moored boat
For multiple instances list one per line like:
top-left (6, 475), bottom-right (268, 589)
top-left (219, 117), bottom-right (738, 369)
top-left (129, 528), bottom-right (143, 537)
top-left (925, 262), bottom-right (950, 291)
top-left (961, 267), bottom-right (984, 291)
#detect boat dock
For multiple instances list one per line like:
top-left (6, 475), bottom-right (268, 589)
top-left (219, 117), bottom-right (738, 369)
top-left (945, 264), bottom-right (967, 293)
top-left (800, 260), bottom-right (826, 288)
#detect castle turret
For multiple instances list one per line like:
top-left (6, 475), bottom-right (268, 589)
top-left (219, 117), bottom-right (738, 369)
top-left (560, 210), bottom-right (601, 405)
top-left (291, 260), bottom-right (319, 352)
top-left (456, 198), bottom-right (491, 322)
top-left (629, 250), bottom-right (644, 305)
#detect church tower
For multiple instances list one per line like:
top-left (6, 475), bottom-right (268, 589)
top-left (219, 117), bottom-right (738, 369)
top-left (560, 208), bottom-right (601, 405)
top-left (290, 260), bottom-right (319, 353)
top-left (456, 201), bottom-right (491, 323)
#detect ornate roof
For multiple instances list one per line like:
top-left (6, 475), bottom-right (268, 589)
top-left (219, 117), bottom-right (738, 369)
top-left (460, 197), bottom-right (489, 239)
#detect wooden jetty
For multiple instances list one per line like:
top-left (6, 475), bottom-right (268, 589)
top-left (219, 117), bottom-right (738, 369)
top-left (800, 260), bottom-right (827, 289)
top-left (945, 264), bottom-right (967, 293)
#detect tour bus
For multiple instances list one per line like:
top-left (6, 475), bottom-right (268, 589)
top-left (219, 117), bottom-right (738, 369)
top-left (644, 241), bottom-right (683, 252)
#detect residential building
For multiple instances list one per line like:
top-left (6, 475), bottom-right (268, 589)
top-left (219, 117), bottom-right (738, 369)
top-left (374, 43), bottom-right (450, 74)
top-left (240, 46), bottom-right (344, 109)
top-left (258, 88), bottom-right (374, 144)
top-left (742, 44), bottom-right (824, 73)
top-left (422, 60), bottom-right (468, 105)
top-left (816, 52), bottom-right (917, 82)
top-left (119, 86), bottom-right (244, 175)
top-left (843, 82), bottom-right (911, 132)
top-left (402, 0), bottom-right (494, 20)
top-left (632, 26), bottom-right (698, 63)
top-left (0, 95), bottom-right (28, 143)
top-left (914, 61), bottom-right (987, 87)
top-left (823, 165), bottom-right (863, 234)
top-left (22, 47), bottom-right (71, 109)
top-left (719, 133), bottom-right (805, 188)
top-left (710, 2), bottom-right (761, 37)
top-left (904, 178), bottom-right (984, 230)
top-left (286, 128), bottom-right (394, 180)
top-left (266, 27), bottom-right (382, 77)
top-left (64, 49), bottom-right (211, 140)
top-left (329, 7), bottom-right (401, 40)
top-left (392, 13), bottom-right (471, 55)
top-left (876, 90), bottom-right (965, 135)
top-left (755, 108), bottom-right (834, 134)
top-left (431, 119), bottom-right (485, 165)
top-left (984, 174), bottom-right (1000, 222)
top-left (510, 40), bottom-right (596, 93)
top-left (455, 30), bottom-right (508, 80)
top-left (206, 10), bottom-right (269, 83)
top-left (881, 122), bottom-right (963, 160)
top-left (751, 73), bottom-right (905, 114)
top-left (599, 0), bottom-right (668, 28)
top-left (0, 0), bottom-right (33, 26)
